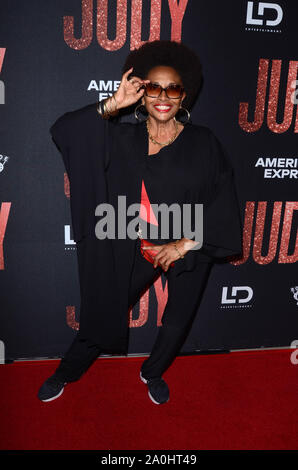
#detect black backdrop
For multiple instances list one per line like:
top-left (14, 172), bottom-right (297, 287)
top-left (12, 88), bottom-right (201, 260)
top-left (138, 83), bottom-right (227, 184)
top-left (0, 0), bottom-right (297, 361)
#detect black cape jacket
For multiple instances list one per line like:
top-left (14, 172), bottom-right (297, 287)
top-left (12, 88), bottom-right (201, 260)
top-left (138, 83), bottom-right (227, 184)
top-left (50, 102), bottom-right (243, 354)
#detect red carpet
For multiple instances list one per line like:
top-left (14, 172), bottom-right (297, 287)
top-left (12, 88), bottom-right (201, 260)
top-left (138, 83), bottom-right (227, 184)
top-left (0, 349), bottom-right (298, 450)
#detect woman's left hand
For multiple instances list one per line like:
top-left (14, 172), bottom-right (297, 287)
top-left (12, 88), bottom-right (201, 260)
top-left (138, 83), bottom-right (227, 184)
top-left (142, 240), bottom-right (187, 271)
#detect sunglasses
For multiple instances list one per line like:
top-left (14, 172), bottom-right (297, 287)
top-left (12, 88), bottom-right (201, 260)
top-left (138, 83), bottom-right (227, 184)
top-left (142, 82), bottom-right (184, 99)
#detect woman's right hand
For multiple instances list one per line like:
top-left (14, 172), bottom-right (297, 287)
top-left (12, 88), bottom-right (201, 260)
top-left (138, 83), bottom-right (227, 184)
top-left (112, 67), bottom-right (150, 110)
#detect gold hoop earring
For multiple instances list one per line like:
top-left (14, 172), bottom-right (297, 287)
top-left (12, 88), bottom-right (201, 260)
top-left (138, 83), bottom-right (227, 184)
top-left (134, 103), bottom-right (149, 122)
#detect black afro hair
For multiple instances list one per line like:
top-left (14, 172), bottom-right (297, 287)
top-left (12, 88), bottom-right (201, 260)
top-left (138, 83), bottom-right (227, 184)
top-left (122, 40), bottom-right (202, 111)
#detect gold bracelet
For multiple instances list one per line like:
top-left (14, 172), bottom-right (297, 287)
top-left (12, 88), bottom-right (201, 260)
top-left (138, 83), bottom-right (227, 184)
top-left (104, 95), bottom-right (118, 115)
top-left (97, 98), bottom-right (118, 119)
top-left (105, 97), bottom-right (112, 114)
top-left (96, 101), bottom-right (103, 116)
top-left (97, 100), bottom-right (110, 119)
top-left (112, 94), bottom-right (118, 110)
top-left (102, 100), bottom-right (107, 115)
top-left (173, 241), bottom-right (184, 259)
top-left (97, 95), bottom-right (119, 119)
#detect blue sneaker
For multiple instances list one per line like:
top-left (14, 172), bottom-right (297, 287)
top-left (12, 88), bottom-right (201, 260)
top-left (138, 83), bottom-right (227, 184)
top-left (38, 374), bottom-right (66, 402)
top-left (140, 371), bottom-right (169, 404)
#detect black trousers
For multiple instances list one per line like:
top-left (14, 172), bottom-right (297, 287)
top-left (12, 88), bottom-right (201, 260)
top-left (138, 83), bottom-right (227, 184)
top-left (54, 238), bottom-right (213, 382)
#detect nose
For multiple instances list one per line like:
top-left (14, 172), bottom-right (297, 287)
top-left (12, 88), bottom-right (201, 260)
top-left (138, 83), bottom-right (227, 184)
top-left (159, 89), bottom-right (168, 100)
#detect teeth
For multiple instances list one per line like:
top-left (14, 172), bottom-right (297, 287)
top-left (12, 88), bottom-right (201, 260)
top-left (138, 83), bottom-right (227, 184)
top-left (155, 105), bottom-right (171, 110)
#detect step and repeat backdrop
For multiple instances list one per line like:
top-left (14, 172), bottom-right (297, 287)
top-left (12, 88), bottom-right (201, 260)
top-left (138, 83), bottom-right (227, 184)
top-left (0, 0), bottom-right (297, 361)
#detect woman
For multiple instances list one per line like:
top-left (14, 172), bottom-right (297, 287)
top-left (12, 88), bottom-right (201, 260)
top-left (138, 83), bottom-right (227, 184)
top-left (38, 40), bottom-right (242, 405)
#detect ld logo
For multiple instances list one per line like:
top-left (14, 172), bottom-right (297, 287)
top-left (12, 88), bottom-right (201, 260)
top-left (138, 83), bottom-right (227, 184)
top-left (221, 286), bottom-right (253, 305)
top-left (246, 1), bottom-right (283, 27)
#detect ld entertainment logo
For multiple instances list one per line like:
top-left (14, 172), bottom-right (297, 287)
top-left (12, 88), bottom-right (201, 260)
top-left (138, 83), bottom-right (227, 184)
top-left (221, 286), bottom-right (253, 308)
top-left (64, 225), bottom-right (76, 251)
top-left (246, 1), bottom-right (283, 32)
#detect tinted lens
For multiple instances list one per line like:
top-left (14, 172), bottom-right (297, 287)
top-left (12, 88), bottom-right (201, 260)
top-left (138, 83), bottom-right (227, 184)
top-left (145, 83), bottom-right (162, 97)
top-left (166, 84), bottom-right (183, 98)
top-left (145, 83), bottom-right (183, 98)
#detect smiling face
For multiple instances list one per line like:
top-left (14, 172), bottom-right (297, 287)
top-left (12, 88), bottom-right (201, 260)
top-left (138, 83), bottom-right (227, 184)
top-left (141, 65), bottom-right (186, 124)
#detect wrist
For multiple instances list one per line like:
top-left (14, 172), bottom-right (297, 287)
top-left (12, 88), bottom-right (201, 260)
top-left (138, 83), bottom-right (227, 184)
top-left (111, 91), bottom-right (123, 111)
top-left (105, 95), bottom-right (119, 114)
top-left (177, 238), bottom-right (197, 256)
top-left (173, 239), bottom-right (188, 258)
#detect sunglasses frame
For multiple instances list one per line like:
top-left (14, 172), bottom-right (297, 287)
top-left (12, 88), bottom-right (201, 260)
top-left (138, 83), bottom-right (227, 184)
top-left (142, 82), bottom-right (185, 100)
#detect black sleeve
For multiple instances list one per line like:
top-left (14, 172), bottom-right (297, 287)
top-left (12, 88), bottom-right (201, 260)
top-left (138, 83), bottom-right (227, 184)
top-left (197, 129), bottom-right (243, 260)
top-left (50, 112), bottom-right (72, 176)
top-left (49, 103), bottom-right (112, 243)
top-left (173, 128), bottom-right (243, 276)
top-left (50, 106), bottom-right (114, 173)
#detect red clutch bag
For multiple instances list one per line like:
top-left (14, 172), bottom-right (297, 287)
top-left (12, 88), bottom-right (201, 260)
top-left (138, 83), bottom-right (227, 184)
top-left (140, 238), bottom-right (175, 267)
